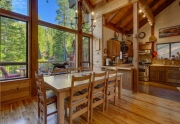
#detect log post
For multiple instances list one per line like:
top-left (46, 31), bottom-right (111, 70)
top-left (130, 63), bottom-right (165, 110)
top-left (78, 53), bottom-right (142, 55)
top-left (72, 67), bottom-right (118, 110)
top-left (133, 2), bottom-right (139, 92)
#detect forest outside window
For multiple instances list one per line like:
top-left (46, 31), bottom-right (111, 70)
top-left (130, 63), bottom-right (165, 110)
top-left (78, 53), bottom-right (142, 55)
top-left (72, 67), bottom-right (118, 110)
top-left (82, 36), bottom-right (90, 67)
top-left (0, 0), bottom-right (28, 16)
top-left (157, 42), bottom-right (180, 60)
top-left (0, 17), bottom-right (28, 81)
top-left (38, 0), bottom-right (76, 29)
top-left (38, 25), bottom-right (76, 75)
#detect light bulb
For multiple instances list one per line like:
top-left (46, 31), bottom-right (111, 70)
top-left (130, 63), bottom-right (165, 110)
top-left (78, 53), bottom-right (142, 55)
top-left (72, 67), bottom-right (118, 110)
top-left (139, 9), bottom-right (142, 13)
top-left (92, 12), bottom-right (94, 15)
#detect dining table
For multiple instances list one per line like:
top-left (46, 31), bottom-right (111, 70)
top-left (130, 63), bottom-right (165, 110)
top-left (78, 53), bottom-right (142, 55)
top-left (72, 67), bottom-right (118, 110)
top-left (44, 71), bottom-right (123, 124)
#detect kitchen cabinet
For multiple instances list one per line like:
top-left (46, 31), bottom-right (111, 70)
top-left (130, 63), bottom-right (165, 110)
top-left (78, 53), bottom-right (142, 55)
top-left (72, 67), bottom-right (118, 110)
top-left (107, 40), bottom-right (120, 57)
top-left (150, 66), bottom-right (166, 82)
top-left (166, 67), bottom-right (180, 84)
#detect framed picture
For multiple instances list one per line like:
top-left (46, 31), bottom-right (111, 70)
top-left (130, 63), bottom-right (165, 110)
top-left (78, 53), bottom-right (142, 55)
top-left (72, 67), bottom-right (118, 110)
top-left (94, 38), bottom-right (100, 51)
top-left (159, 25), bottom-right (180, 38)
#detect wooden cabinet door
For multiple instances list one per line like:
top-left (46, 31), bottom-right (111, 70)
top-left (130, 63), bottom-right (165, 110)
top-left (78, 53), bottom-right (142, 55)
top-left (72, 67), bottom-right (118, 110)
top-left (166, 67), bottom-right (180, 84)
top-left (112, 41), bottom-right (117, 56)
top-left (107, 40), bottom-right (112, 57)
top-left (150, 69), bottom-right (159, 81)
top-left (159, 70), bottom-right (166, 82)
top-left (116, 41), bottom-right (120, 56)
top-left (107, 40), bottom-right (120, 57)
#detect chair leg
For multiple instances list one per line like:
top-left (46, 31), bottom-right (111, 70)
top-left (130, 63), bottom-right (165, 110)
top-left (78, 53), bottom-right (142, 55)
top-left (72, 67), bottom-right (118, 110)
top-left (102, 100), bottom-right (105, 113)
top-left (90, 107), bottom-right (93, 121)
top-left (38, 102), bottom-right (40, 118)
top-left (69, 109), bottom-right (72, 124)
top-left (87, 107), bottom-right (89, 123)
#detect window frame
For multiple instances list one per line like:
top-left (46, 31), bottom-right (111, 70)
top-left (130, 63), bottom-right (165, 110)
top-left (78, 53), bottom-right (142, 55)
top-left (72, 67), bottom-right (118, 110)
top-left (82, 36), bottom-right (90, 67)
top-left (0, 6), bottom-right (29, 80)
top-left (156, 41), bottom-right (180, 58)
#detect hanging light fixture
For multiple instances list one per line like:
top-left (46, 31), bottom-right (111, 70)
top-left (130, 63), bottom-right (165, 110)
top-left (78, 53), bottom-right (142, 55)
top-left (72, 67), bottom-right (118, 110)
top-left (70, 1), bottom-right (96, 32)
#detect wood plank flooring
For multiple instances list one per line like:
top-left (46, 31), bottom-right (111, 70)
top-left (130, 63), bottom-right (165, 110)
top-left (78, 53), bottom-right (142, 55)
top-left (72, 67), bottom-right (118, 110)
top-left (138, 81), bottom-right (180, 102)
top-left (0, 89), bottom-right (180, 124)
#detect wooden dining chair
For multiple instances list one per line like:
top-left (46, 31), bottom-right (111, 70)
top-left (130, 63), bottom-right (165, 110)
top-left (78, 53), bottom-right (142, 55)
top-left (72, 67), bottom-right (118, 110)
top-left (90, 71), bottom-right (106, 120)
top-left (64, 73), bottom-right (92, 124)
top-left (105, 70), bottom-right (118, 110)
top-left (69, 67), bottom-right (81, 73)
top-left (35, 72), bottom-right (57, 124)
top-left (53, 67), bottom-right (68, 75)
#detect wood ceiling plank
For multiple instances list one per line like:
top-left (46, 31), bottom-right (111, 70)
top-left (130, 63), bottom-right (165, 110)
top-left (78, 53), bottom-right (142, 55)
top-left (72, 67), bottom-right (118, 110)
top-left (115, 8), bottom-right (133, 28)
top-left (138, 0), bottom-right (154, 24)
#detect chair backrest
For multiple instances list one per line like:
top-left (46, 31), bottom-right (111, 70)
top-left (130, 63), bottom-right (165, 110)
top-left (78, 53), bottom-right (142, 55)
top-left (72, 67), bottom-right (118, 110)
top-left (92, 71), bottom-right (106, 96)
top-left (53, 68), bottom-right (68, 76)
top-left (69, 67), bottom-right (81, 73)
top-left (69, 74), bottom-right (92, 119)
top-left (107, 70), bottom-right (118, 93)
top-left (35, 72), bottom-right (47, 103)
top-left (0, 66), bottom-right (8, 78)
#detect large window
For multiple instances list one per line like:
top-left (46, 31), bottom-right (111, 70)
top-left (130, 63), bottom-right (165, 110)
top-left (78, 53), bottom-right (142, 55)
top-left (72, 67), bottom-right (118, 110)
top-left (0, 16), bottom-right (28, 80)
top-left (157, 42), bottom-right (180, 59)
top-left (0, 0), bottom-right (28, 16)
top-left (38, 0), bottom-right (76, 29)
top-left (82, 36), bottom-right (90, 67)
top-left (38, 25), bottom-right (76, 75)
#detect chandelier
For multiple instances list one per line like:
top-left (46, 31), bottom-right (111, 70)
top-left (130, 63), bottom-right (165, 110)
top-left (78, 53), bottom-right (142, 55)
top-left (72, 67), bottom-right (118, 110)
top-left (70, 1), bottom-right (96, 32)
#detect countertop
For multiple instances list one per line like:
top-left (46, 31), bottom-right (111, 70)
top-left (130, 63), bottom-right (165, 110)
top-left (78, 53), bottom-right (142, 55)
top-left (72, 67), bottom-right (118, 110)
top-left (101, 64), bottom-right (134, 70)
top-left (150, 64), bottom-right (180, 67)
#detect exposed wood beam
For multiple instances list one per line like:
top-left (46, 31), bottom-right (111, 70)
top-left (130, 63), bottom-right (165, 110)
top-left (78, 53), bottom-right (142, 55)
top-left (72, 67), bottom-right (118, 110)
top-left (103, 22), bottom-right (124, 34)
top-left (105, 10), bottom-right (120, 25)
top-left (149, 0), bottom-right (158, 8)
top-left (151, 0), bottom-right (165, 12)
top-left (153, 0), bottom-right (175, 17)
top-left (95, 0), bottom-right (138, 18)
top-left (94, 0), bottom-right (107, 10)
top-left (138, 0), bottom-right (154, 24)
top-left (90, 0), bottom-right (102, 6)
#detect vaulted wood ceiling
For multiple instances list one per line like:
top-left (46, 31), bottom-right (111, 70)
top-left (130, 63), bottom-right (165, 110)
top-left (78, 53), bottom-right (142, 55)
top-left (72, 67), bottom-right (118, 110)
top-left (84, 0), bottom-right (176, 34)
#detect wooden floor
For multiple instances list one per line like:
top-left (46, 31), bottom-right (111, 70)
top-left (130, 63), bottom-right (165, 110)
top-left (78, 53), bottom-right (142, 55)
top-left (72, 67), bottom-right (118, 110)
top-left (138, 81), bottom-right (180, 102)
top-left (0, 89), bottom-right (180, 124)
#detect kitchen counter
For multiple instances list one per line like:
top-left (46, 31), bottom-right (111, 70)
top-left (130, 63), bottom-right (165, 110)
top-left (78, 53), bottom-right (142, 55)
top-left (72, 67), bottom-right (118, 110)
top-left (101, 64), bottom-right (134, 91)
top-left (150, 64), bottom-right (180, 67)
top-left (101, 64), bottom-right (134, 70)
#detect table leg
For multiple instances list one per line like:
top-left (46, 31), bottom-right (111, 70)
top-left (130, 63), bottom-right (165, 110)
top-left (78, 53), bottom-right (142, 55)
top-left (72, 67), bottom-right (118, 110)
top-left (57, 92), bottom-right (66, 124)
top-left (118, 76), bottom-right (122, 99)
